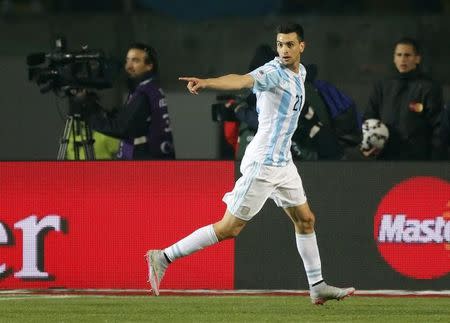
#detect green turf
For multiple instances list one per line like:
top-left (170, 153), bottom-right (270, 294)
top-left (1, 295), bottom-right (449, 322)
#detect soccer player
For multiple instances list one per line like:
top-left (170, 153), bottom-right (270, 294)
top-left (146, 22), bottom-right (355, 305)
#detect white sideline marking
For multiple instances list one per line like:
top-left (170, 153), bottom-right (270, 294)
top-left (0, 289), bottom-right (450, 298)
top-left (0, 295), bottom-right (80, 301)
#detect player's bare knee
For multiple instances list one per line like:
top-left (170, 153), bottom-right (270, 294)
top-left (228, 227), bottom-right (242, 239)
top-left (213, 223), bottom-right (243, 241)
top-left (294, 210), bottom-right (315, 232)
top-left (300, 218), bottom-right (315, 232)
top-left (215, 227), bottom-right (240, 240)
top-left (303, 211), bottom-right (315, 224)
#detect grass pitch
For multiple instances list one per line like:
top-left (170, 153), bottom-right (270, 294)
top-left (1, 295), bottom-right (449, 322)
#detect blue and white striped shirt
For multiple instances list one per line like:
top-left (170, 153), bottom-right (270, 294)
top-left (244, 57), bottom-right (306, 167)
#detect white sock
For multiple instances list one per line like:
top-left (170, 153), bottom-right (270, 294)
top-left (296, 232), bottom-right (323, 286)
top-left (164, 224), bottom-right (219, 262)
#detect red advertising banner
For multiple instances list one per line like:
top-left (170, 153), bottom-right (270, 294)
top-left (0, 161), bottom-right (235, 290)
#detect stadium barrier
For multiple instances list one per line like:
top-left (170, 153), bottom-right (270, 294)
top-left (1, 161), bottom-right (449, 291)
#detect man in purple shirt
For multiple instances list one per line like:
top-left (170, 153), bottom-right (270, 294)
top-left (89, 43), bottom-right (175, 160)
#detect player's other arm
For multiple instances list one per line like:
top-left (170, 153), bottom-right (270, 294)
top-left (179, 74), bottom-right (254, 95)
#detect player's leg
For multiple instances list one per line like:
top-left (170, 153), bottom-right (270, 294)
top-left (283, 202), bottom-right (355, 305)
top-left (146, 209), bottom-right (245, 295)
top-left (213, 209), bottom-right (248, 241)
top-left (146, 162), bottom-right (272, 295)
top-left (269, 163), bottom-right (324, 292)
top-left (164, 209), bottom-right (247, 262)
top-left (283, 202), bottom-right (322, 285)
top-left (274, 162), bottom-right (354, 304)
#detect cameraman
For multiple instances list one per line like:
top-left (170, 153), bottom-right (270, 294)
top-left (87, 43), bottom-right (175, 160)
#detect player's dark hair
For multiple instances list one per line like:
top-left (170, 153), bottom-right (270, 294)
top-left (394, 37), bottom-right (421, 55)
top-left (128, 42), bottom-right (159, 73)
top-left (276, 23), bottom-right (304, 42)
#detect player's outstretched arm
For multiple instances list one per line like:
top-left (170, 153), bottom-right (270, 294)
top-left (179, 74), bottom-right (254, 95)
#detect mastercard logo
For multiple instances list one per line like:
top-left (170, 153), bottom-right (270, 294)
top-left (373, 176), bottom-right (450, 279)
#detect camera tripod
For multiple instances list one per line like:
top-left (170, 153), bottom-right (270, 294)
top-left (57, 96), bottom-right (96, 160)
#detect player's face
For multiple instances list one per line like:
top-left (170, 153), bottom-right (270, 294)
top-left (276, 32), bottom-right (305, 72)
top-left (393, 44), bottom-right (421, 73)
top-left (125, 48), bottom-right (152, 78)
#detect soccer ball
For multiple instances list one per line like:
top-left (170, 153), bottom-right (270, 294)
top-left (361, 119), bottom-right (389, 151)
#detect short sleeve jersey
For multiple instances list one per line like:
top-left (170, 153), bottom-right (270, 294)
top-left (245, 57), bottom-right (306, 166)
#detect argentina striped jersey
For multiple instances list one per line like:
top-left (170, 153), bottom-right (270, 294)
top-left (244, 57), bottom-right (306, 167)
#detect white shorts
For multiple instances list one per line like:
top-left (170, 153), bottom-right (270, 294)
top-left (222, 161), bottom-right (307, 221)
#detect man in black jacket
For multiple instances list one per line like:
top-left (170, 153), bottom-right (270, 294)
top-left (362, 37), bottom-right (445, 160)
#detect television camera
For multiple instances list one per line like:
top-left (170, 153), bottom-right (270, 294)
top-left (26, 37), bottom-right (114, 160)
top-left (27, 37), bottom-right (113, 95)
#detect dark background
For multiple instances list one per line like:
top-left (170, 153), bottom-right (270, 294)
top-left (0, 0), bottom-right (449, 160)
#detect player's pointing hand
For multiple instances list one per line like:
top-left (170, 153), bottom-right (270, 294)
top-left (179, 77), bottom-right (206, 95)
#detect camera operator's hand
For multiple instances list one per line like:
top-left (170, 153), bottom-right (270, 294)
top-left (70, 89), bottom-right (102, 116)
